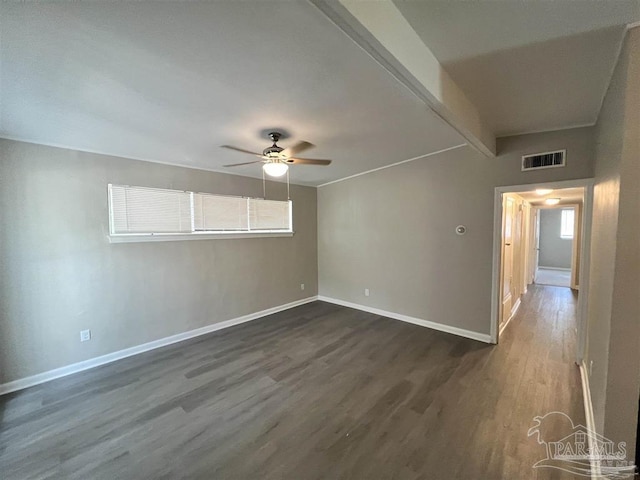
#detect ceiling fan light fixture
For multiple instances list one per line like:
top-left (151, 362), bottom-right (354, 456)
top-left (263, 162), bottom-right (288, 177)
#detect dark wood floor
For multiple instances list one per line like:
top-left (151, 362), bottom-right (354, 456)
top-left (1, 285), bottom-right (584, 479)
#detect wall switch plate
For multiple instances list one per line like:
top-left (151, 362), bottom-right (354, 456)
top-left (590, 360), bottom-right (593, 376)
top-left (80, 329), bottom-right (91, 342)
top-left (300, 283), bottom-right (305, 291)
top-left (364, 288), bottom-right (370, 297)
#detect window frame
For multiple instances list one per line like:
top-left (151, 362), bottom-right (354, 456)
top-left (108, 184), bottom-right (293, 243)
top-left (560, 208), bottom-right (575, 239)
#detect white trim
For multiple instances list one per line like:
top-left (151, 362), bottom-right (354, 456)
top-left (576, 186), bottom-right (593, 362)
top-left (497, 123), bottom-right (595, 139)
top-left (490, 188), bottom-right (502, 344)
top-left (0, 134), bottom-right (316, 187)
top-left (317, 295), bottom-right (492, 344)
top-left (579, 361), bottom-right (601, 479)
top-left (0, 135), bottom-right (470, 191)
top-left (570, 204), bottom-right (580, 289)
top-left (109, 232), bottom-right (294, 243)
top-left (317, 144), bottom-right (467, 187)
top-left (499, 297), bottom-right (521, 336)
top-left (537, 266), bottom-right (571, 271)
top-left (491, 178), bottom-right (594, 344)
top-left (0, 296), bottom-right (318, 396)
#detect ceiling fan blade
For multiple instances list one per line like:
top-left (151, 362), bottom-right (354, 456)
top-left (286, 158), bottom-right (332, 166)
top-left (220, 145), bottom-right (263, 157)
top-left (282, 141), bottom-right (314, 158)
top-left (223, 160), bottom-right (265, 167)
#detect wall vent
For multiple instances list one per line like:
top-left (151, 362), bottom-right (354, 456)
top-left (521, 149), bottom-right (566, 171)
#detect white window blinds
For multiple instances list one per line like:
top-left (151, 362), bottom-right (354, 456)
top-left (249, 199), bottom-right (291, 231)
top-left (193, 193), bottom-right (248, 231)
top-left (109, 185), bottom-right (192, 234)
top-left (108, 184), bottom-right (292, 236)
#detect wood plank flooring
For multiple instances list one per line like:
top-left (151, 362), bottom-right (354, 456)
top-left (0, 285), bottom-right (584, 479)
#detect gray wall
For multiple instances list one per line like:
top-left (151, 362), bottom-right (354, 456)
top-left (318, 127), bottom-right (594, 336)
top-left (538, 208), bottom-right (573, 269)
top-left (0, 139), bottom-right (318, 384)
top-left (586, 28), bottom-right (640, 453)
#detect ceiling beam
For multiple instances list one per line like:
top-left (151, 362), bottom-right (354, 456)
top-left (310, 0), bottom-right (496, 157)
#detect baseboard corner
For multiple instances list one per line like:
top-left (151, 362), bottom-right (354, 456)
top-left (317, 295), bottom-right (492, 344)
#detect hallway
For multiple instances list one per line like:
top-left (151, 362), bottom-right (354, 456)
top-left (492, 284), bottom-right (585, 478)
top-left (536, 267), bottom-right (572, 287)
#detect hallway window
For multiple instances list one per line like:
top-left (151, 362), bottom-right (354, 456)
top-left (561, 209), bottom-right (574, 238)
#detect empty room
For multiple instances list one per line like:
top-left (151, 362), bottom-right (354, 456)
top-left (1, 2), bottom-right (639, 479)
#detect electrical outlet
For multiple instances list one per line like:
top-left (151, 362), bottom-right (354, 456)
top-left (364, 288), bottom-right (370, 297)
top-left (80, 329), bottom-right (91, 342)
top-left (300, 283), bottom-right (305, 291)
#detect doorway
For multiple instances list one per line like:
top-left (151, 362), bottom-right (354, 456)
top-left (490, 179), bottom-right (593, 362)
top-left (498, 193), bottom-right (527, 333)
top-left (534, 204), bottom-right (580, 288)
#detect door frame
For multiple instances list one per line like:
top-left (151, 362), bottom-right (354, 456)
top-left (531, 207), bottom-right (540, 285)
top-left (490, 178), bottom-right (594, 364)
top-left (498, 193), bottom-right (527, 335)
top-left (532, 203), bottom-right (581, 289)
top-left (499, 195), bottom-right (516, 332)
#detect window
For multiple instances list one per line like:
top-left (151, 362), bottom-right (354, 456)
top-left (108, 184), bottom-right (292, 241)
top-left (560, 209), bottom-right (574, 239)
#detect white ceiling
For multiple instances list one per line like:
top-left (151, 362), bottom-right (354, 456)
top-left (0, 2), bottom-right (464, 186)
top-left (2, 2), bottom-right (638, 185)
top-left (393, 0), bottom-right (639, 136)
top-left (517, 187), bottom-right (584, 206)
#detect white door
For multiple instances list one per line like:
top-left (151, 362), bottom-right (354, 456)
top-left (500, 196), bottom-right (515, 330)
top-left (533, 208), bottom-right (540, 283)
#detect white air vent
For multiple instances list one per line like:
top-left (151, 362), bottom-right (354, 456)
top-left (522, 150), bottom-right (566, 171)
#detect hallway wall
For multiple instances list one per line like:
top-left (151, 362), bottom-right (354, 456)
top-left (538, 208), bottom-right (573, 269)
top-left (585, 27), bottom-right (640, 454)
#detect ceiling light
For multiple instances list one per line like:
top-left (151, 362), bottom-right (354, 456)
top-left (544, 198), bottom-right (561, 205)
top-left (263, 162), bottom-right (288, 177)
top-left (536, 188), bottom-right (553, 195)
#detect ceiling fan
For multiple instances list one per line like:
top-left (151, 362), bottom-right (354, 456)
top-left (221, 132), bottom-right (332, 177)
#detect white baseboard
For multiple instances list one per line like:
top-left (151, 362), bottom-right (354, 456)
top-left (499, 297), bottom-right (521, 336)
top-left (317, 295), bottom-right (492, 344)
top-left (538, 266), bottom-right (571, 271)
top-left (0, 296), bottom-right (319, 396)
top-left (579, 361), bottom-right (600, 479)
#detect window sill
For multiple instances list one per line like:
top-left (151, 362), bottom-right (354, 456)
top-left (108, 231), bottom-right (294, 243)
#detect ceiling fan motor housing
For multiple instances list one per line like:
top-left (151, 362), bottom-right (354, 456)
top-left (263, 145), bottom-right (284, 158)
top-left (264, 132), bottom-right (285, 159)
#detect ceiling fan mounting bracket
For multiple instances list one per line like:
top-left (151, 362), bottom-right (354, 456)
top-left (267, 132), bottom-right (282, 144)
top-left (263, 131), bottom-right (285, 157)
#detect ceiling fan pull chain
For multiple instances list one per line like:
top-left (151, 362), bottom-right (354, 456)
top-left (263, 168), bottom-right (266, 199)
top-left (287, 169), bottom-right (290, 201)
